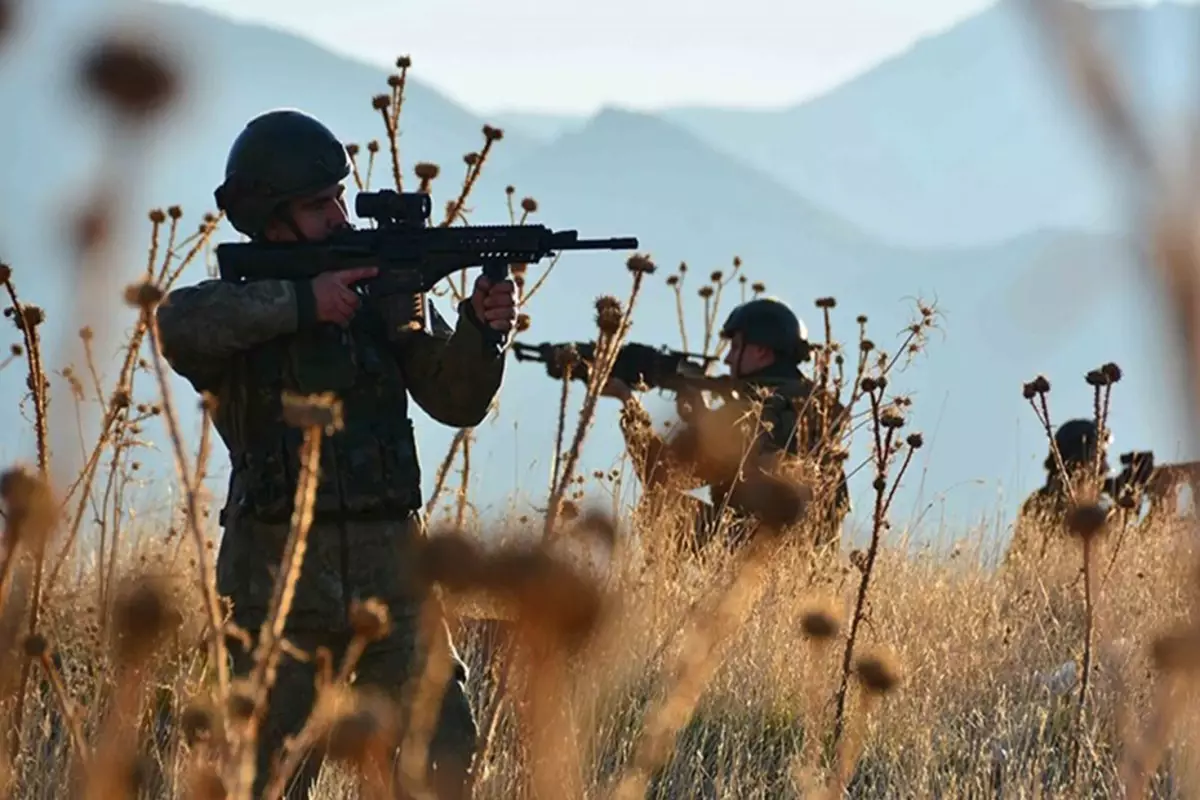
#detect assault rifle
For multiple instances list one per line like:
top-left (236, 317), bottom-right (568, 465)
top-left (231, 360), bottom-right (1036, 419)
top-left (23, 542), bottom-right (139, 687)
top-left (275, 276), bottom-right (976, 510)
top-left (1105, 449), bottom-right (1200, 514)
top-left (215, 189), bottom-right (639, 355)
top-left (510, 340), bottom-right (741, 396)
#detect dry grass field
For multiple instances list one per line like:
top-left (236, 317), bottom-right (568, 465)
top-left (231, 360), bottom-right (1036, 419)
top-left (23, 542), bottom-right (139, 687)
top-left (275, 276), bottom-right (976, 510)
top-left (5, 1), bottom-right (1200, 798)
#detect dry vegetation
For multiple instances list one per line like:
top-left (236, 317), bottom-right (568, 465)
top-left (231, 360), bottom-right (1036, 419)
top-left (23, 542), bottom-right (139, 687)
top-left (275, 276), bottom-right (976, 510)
top-left (5, 1), bottom-right (1200, 798)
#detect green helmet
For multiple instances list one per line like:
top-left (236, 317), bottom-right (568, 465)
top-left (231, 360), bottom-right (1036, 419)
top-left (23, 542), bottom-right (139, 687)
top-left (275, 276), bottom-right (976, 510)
top-left (719, 297), bottom-right (811, 363)
top-left (213, 109), bottom-right (351, 237)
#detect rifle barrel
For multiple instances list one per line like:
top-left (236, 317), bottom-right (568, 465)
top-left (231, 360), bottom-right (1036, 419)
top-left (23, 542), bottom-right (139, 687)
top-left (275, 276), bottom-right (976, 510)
top-left (556, 236), bottom-right (640, 250)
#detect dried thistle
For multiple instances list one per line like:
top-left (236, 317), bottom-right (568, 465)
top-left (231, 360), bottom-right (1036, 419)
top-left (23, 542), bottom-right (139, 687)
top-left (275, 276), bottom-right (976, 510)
top-left (371, 94), bottom-right (390, 111)
top-left (111, 577), bottom-right (177, 665)
top-left (521, 197), bottom-right (538, 214)
top-left (414, 162), bottom-right (440, 181)
top-left (349, 598), bottom-right (391, 643)
top-left (78, 34), bottom-right (178, 121)
top-left (1067, 503), bottom-right (1108, 540)
top-left (799, 599), bottom-right (841, 641)
top-left (515, 313), bottom-right (531, 333)
top-left (1, 466), bottom-right (55, 547)
top-left (180, 703), bottom-right (215, 747)
top-left (482, 124), bottom-right (504, 142)
top-left (123, 280), bottom-right (164, 310)
top-left (1151, 629), bottom-right (1200, 673)
top-left (396, 55), bottom-right (412, 69)
top-left (626, 254), bottom-right (656, 275)
top-left (855, 649), bottom-right (901, 695)
top-left (281, 390), bottom-right (344, 432)
top-left (21, 633), bottom-right (47, 658)
top-left (816, 297), bottom-right (837, 309)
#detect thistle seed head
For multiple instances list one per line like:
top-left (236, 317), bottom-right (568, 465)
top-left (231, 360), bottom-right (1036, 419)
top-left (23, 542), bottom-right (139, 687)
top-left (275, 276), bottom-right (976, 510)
top-left (855, 649), bottom-right (901, 694)
top-left (124, 280), bottom-right (164, 310)
top-left (78, 34), bottom-right (179, 121)
top-left (1066, 503), bottom-right (1107, 540)
top-left (626, 254), bottom-right (656, 275)
top-left (281, 390), bottom-right (344, 432)
top-left (414, 162), bottom-right (440, 181)
top-left (799, 599), bottom-right (840, 641)
top-left (349, 598), bottom-right (391, 643)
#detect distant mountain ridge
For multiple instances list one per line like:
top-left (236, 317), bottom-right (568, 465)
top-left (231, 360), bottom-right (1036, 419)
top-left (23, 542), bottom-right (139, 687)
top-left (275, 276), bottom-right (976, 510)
top-left (0, 0), bottom-right (1190, 546)
top-left (498, 1), bottom-right (1200, 249)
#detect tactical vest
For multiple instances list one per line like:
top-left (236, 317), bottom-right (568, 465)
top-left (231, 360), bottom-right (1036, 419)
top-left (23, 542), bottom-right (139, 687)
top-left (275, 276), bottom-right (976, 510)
top-left (707, 368), bottom-right (847, 515)
top-left (218, 307), bottom-right (422, 524)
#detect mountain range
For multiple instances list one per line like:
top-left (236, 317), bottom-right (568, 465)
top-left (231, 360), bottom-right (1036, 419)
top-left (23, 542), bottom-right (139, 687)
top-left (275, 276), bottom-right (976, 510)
top-left (0, 0), bottom-right (1193, 546)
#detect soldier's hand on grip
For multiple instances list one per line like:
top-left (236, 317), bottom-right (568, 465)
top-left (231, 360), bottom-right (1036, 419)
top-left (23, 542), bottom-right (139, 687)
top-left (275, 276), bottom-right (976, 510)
top-left (470, 276), bottom-right (517, 333)
top-left (312, 267), bottom-right (377, 326)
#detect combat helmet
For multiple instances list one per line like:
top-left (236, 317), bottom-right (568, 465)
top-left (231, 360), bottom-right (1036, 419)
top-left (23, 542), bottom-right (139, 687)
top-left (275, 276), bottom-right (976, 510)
top-left (719, 297), bottom-right (811, 363)
top-left (1048, 418), bottom-right (1111, 471)
top-left (213, 109), bottom-right (351, 237)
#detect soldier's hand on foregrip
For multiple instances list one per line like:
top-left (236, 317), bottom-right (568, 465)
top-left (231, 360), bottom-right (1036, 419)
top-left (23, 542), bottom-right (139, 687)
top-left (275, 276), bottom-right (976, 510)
top-left (312, 267), bottom-right (377, 327)
top-left (471, 276), bottom-right (518, 333)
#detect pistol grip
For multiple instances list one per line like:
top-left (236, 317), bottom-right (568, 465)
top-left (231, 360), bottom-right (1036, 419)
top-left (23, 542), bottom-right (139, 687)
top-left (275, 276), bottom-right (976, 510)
top-left (479, 260), bottom-right (511, 358)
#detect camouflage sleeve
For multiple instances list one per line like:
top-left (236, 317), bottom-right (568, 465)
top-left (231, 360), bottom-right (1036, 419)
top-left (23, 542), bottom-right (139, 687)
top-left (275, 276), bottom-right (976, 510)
top-left (155, 278), bottom-right (315, 390)
top-left (391, 297), bottom-right (504, 428)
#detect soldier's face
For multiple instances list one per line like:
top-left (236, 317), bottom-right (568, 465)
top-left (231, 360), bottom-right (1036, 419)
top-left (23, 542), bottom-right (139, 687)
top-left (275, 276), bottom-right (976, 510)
top-left (264, 183), bottom-right (351, 242)
top-left (724, 334), bottom-right (774, 377)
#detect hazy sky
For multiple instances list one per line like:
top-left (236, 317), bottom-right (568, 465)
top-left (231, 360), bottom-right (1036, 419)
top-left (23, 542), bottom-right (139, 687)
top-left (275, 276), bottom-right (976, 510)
top-left (162, 0), bottom-right (997, 113)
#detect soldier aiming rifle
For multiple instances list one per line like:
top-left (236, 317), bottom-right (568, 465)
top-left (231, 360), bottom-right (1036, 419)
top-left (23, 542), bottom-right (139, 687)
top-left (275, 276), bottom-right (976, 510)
top-left (598, 297), bottom-right (851, 555)
top-left (154, 108), bottom-right (636, 799)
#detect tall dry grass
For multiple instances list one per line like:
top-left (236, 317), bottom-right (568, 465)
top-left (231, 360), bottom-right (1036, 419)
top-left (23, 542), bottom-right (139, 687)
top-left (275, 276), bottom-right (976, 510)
top-left (3, 3), bottom-right (1200, 798)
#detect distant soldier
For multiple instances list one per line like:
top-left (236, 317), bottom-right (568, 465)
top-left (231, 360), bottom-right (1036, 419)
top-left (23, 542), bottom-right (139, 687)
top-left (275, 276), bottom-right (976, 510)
top-left (602, 297), bottom-right (850, 554)
top-left (155, 108), bottom-right (516, 798)
top-left (1007, 418), bottom-right (1112, 565)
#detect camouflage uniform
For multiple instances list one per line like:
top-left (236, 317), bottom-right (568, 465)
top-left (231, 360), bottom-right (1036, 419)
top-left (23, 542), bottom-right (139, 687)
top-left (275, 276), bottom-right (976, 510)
top-left (1007, 418), bottom-right (1111, 565)
top-left (619, 299), bottom-right (850, 554)
top-left (156, 109), bottom-right (503, 799)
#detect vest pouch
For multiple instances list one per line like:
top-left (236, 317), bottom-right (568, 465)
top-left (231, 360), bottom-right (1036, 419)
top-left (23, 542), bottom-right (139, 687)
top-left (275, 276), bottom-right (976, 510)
top-left (330, 419), bottom-right (422, 514)
top-left (289, 326), bottom-right (357, 394)
top-left (236, 447), bottom-right (294, 522)
top-left (378, 418), bottom-right (422, 510)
